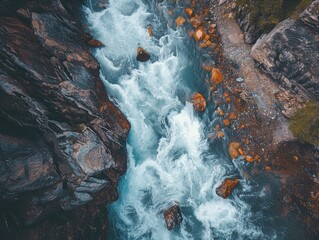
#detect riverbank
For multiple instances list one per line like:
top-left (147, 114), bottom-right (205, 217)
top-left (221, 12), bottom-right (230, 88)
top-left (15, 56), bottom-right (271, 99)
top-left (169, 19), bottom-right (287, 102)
top-left (210, 0), bottom-right (319, 234)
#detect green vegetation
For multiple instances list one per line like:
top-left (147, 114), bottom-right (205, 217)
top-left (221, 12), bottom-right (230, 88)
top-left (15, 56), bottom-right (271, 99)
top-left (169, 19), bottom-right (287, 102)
top-left (236, 0), bottom-right (315, 33)
top-left (289, 102), bottom-right (319, 146)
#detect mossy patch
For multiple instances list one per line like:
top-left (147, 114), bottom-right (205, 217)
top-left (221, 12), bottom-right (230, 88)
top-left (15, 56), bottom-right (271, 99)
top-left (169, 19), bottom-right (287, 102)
top-left (289, 102), bottom-right (319, 146)
top-left (236, 0), bottom-right (315, 34)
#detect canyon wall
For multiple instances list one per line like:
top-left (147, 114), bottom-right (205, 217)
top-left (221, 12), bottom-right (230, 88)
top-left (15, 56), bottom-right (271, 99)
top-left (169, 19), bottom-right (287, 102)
top-left (0, 0), bottom-right (130, 239)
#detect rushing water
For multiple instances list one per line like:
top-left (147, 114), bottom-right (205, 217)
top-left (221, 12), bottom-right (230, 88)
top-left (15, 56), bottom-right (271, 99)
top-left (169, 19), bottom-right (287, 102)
top-left (85, 0), bottom-right (276, 239)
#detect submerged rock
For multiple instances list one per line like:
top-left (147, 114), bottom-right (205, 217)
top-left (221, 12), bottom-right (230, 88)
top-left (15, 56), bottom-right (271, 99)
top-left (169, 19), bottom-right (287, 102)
top-left (137, 47), bottom-right (150, 62)
top-left (216, 178), bottom-right (239, 199)
top-left (191, 92), bottom-right (206, 112)
top-left (164, 204), bottom-right (183, 230)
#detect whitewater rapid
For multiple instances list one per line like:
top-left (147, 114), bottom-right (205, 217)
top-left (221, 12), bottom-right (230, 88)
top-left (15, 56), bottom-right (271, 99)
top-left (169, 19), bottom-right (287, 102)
top-left (85, 0), bottom-right (268, 239)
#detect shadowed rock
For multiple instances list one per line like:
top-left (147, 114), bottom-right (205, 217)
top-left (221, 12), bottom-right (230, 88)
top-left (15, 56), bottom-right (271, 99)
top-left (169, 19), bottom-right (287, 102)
top-left (0, 0), bottom-right (130, 239)
top-left (137, 47), bottom-right (150, 62)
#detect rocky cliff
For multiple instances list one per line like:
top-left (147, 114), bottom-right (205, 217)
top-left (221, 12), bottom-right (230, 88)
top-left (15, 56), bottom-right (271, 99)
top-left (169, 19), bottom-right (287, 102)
top-left (0, 0), bottom-right (130, 239)
top-left (251, 0), bottom-right (319, 102)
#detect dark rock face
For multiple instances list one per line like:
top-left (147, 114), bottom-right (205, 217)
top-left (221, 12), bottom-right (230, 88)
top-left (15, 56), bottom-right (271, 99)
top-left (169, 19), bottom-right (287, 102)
top-left (136, 47), bottom-right (151, 62)
top-left (0, 0), bottom-right (130, 239)
top-left (251, 0), bottom-right (319, 101)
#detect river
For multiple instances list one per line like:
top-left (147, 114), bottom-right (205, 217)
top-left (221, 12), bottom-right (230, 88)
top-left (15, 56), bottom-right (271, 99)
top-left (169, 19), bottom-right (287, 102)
top-left (85, 0), bottom-right (277, 239)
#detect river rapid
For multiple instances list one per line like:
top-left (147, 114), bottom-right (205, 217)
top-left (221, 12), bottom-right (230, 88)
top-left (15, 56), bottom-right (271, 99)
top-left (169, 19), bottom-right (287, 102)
top-left (85, 0), bottom-right (278, 239)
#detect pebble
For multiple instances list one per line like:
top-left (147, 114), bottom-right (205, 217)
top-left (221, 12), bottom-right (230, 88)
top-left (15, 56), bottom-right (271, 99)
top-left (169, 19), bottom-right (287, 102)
top-left (236, 77), bottom-right (244, 83)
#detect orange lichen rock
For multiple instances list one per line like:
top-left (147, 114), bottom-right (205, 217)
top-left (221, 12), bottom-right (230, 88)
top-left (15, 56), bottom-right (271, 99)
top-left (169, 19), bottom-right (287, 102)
top-left (205, 40), bottom-right (211, 46)
top-left (147, 25), bottom-right (153, 36)
top-left (193, 27), bottom-right (205, 41)
top-left (190, 17), bottom-right (201, 28)
top-left (191, 92), bottom-right (206, 112)
top-left (223, 119), bottom-right (230, 127)
top-left (175, 16), bottom-right (186, 26)
top-left (216, 108), bottom-right (224, 116)
top-left (216, 178), bottom-right (239, 199)
top-left (210, 68), bottom-right (223, 85)
top-left (215, 124), bottom-right (220, 131)
top-left (245, 155), bottom-right (254, 162)
top-left (238, 148), bottom-right (244, 155)
top-left (229, 142), bottom-right (240, 159)
top-left (185, 7), bottom-right (194, 17)
top-left (204, 35), bottom-right (210, 42)
top-left (229, 112), bottom-right (237, 120)
top-left (217, 131), bottom-right (224, 139)
top-left (224, 92), bottom-right (230, 98)
top-left (265, 166), bottom-right (271, 171)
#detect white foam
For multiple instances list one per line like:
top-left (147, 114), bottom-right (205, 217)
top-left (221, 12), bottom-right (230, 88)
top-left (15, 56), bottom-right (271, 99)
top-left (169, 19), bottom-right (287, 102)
top-left (85, 0), bottom-right (265, 239)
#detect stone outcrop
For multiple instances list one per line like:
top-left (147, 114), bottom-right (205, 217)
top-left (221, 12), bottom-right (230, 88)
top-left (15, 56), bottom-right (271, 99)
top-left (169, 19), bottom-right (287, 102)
top-left (251, 0), bottom-right (319, 101)
top-left (0, 0), bottom-right (130, 239)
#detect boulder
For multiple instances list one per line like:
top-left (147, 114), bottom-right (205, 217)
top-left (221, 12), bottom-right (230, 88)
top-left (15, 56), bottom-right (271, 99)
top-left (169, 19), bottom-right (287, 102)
top-left (193, 27), bottom-right (205, 41)
top-left (185, 7), bottom-right (194, 17)
top-left (210, 68), bottom-right (223, 85)
top-left (175, 16), bottom-right (186, 26)
top-left (191, 93), bottom-right (206, 112)
top-left (164, 204), bottom-right (183, 230)
top-left (216, 178), bottom-right (239, 198)
top-left (137, 47), bottom-right (150, 62)
top-left (229, 142), bottom-right (240, 159)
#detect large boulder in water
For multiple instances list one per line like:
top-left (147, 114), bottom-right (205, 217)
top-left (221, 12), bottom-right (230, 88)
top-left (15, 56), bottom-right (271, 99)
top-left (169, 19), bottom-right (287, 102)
top-left (137, 47), bottom-right (150, 62)
top-left (164, 204), bottom-right (183, 230)
top-left (216, 178), bottom-right (239, 199)
top-left (191, 92), bottom-right (206, 112)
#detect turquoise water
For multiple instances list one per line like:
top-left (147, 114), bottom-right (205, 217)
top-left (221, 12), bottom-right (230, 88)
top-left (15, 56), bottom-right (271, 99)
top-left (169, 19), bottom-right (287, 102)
top-left (85, 0), bottom-right (277, 239)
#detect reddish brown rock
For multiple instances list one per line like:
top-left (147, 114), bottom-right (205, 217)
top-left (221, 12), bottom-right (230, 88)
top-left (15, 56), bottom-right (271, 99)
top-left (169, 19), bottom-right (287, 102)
top-left (175, 16), bottom-right (186, 26)
top-left (148, 25), bottom-right (153, 36)
top-left (164, 204), bottom-right (183, 230)
top-left (191, 92), bottom-right (206, 112)
top-left (87, 38), bottom-right (104, 47)
top-left (137, 47), bottom-right (151, 62)
top-left (185, 7), bottom-right (194, 17)
top-left (193, 27), bottom-right (205, 41)
top-left (210, 68), bottom-right (223, 85)
top-left (216, 178), bottom-right (239, 199)
top-left (229, 142), bottom-right (240, 159)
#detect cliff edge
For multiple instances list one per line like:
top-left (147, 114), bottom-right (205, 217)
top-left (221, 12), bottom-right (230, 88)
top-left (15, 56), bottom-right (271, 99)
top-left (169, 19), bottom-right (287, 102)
top-left (0, 0), bottom-right (130, 239)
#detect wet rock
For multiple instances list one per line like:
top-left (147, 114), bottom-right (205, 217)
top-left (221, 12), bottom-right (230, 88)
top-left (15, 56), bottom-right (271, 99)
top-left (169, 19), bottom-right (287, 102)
top-left (185, 7), bottom-right (194, 17)
top-left (0, 0), bottom-right (130, 239)
top-left (137, 47), bottom-right (150, 62)
top-left (193, 27), bottom-right (205, 41)
top-left (175, 16), bottom-right (186, 26)
top-left (147, 25), bottom-right (153, 36)
top-left (164, 204), bottom-right (183, 230)
top-left (229, 142), bottom-right (240, 159)
top-left (87, 39), bottom-right (104, 47)
top-left (191, 93), bottom-right (206, 112)
top-left (210, 68), bottom-right (223, 85)
top-left (216, 178), bottom-right (239, 199)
